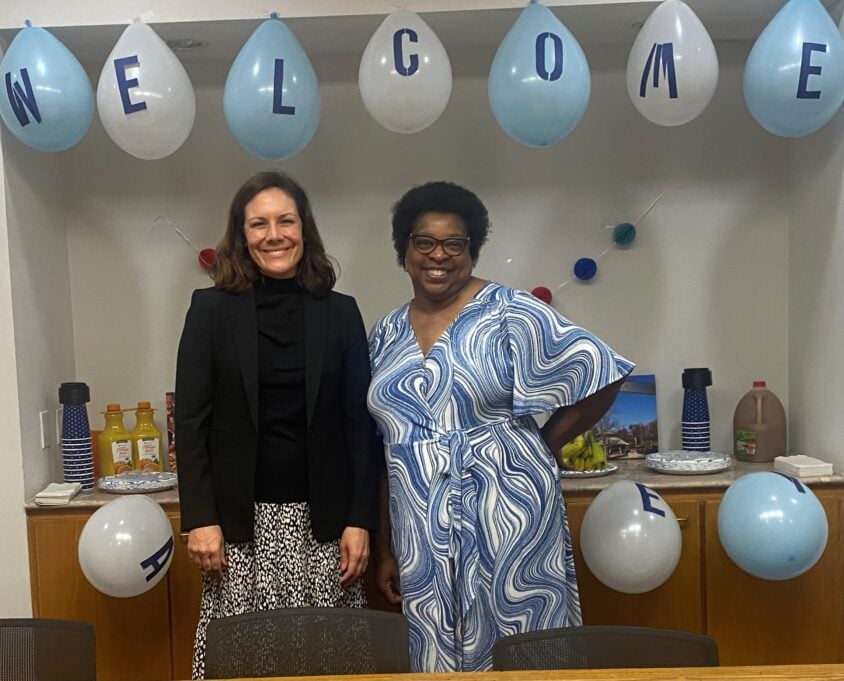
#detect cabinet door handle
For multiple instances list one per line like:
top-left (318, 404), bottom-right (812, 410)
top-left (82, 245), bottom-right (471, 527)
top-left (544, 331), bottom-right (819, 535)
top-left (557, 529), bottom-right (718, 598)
top-left (676, 516), bottom-right (689, 527)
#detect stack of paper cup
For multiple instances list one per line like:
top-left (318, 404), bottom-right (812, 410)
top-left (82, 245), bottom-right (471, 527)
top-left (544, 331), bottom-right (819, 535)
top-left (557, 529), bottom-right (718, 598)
top-left (58, 382), bottom-right (94, 491)
top-left (681, 368), bottom-right (712, 452)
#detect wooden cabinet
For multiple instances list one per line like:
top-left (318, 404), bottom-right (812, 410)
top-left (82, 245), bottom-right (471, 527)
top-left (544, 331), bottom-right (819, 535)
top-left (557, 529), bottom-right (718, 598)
top-left (565, 487), bottom-right (844, 666)
top-left (566, 498), bottom-right (704, 634)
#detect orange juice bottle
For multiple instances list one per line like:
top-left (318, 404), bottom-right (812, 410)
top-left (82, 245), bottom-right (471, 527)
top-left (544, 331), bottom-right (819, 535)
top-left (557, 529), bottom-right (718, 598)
top-left (131, 401), bottom-right (163, 473)
top-left (97, 404), bottom-right (134, 477)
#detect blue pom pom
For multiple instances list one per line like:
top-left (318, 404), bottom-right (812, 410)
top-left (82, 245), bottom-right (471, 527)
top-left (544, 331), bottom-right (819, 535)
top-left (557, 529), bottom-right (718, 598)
top-left (613, 222), bottom-right (636, 246)
top-left (573, 257), bottom-right (597, 281)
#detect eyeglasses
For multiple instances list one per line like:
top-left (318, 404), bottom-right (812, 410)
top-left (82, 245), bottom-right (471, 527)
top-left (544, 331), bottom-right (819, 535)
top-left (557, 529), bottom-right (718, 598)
top-left (410, 234), bottom-right (470, 257)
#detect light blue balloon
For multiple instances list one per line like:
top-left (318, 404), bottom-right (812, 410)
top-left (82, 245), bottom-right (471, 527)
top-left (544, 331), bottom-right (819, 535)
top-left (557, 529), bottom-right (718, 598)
top-left (488, 0), bottom-right (590, 147)
top-left (0, 23), bottom-right (93, 152)
top-left (718, 472), bottom-right (828, 580)
top-left (224, 17), bottom-right (320, 161)
top-left (744, 0), bottom-right (844, 137)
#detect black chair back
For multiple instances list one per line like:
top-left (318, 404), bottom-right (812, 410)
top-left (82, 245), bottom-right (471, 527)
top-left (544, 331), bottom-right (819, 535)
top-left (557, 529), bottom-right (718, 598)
top-left (204, 607), bottom-right (411, 678)
top-left (493, 625), bottom-right (719, 671)
top-left (0, 618), bottom-right (96, 681)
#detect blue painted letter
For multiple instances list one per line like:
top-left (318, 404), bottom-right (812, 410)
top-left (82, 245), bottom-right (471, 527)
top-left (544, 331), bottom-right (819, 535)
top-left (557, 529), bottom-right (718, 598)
top-left (393, 28), bottom-right (419, 77)
top-left (114, 55), bottom-right (147, 115)
top-left (535, 32), bottom-right (563, 81)
top-left (797, 42), bottom-right (826, 100)
top-left (639, 43), bottom-right (678, 99)
top-left (636, 483), bottom-right (667, 517)
top-left (140, 536), bottom-right (174, 582)
top-left (4, 69), bottom-right (41, 126)
top-left (272, 59), bottom-right (296, 115)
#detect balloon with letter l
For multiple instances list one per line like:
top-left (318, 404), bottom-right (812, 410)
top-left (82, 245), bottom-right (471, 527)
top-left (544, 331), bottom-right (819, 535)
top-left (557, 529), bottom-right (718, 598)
top-left (580, 480), bottom-right (682, 593)
top-left (718, 472), bottom-right (828, 580)
top-left (224, 15), bottom-right (320, 161)
top-left (744, 0), bottom-right (844, 137)
top-left (488, 0), bottom-right (590, 146)
top-left (0, 21), bottom-right (93, 151)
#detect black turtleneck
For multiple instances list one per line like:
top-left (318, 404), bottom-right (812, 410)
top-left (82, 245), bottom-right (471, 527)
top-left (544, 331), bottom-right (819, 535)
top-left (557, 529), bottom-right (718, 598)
top-left (253, 275), bottom-right (308, 503)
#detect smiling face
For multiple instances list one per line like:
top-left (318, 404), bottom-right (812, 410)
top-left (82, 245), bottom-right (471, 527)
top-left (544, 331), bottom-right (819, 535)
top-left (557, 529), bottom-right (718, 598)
top-left (405, 211), bottom-right (473, 304)
top-left (244, 188), bottom-right (303, 279)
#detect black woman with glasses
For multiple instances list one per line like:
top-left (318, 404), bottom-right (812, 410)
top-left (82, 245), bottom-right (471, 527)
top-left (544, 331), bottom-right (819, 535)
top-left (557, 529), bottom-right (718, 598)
top-left (366, 181), bottom-right (634, 673)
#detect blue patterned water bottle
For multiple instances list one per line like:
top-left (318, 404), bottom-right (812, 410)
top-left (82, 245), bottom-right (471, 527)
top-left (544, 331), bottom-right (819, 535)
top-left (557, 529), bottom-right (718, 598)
top-left (58, 382), bottom-right (95, 491)
top-left (681, 368), bottom-right (712, 452)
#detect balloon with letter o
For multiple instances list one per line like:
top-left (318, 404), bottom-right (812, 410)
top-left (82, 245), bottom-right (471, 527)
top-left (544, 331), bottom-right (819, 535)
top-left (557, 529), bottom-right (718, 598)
top-left (718, 472), bottom-right (828, 580)
top-left (580, 480), bottom-right (682, 593)
top-left (78, 495), bottom-right (174, 598)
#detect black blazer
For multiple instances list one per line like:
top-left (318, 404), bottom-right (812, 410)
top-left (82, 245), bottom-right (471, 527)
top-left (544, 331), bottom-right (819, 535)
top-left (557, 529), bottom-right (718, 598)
top-left (175, 285), bottom-right (381, 543)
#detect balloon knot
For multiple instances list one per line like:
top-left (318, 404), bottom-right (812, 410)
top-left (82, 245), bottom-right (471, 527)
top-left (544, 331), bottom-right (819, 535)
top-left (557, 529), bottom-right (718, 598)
top-left (24, 19), bottom-right (32, 27)
top-left (270, 11), bottom-right (280, 19)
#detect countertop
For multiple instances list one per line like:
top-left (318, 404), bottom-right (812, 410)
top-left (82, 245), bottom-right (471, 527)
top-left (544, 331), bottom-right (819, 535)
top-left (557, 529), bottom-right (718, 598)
top-left (25, 459), bottom-right (844, 511)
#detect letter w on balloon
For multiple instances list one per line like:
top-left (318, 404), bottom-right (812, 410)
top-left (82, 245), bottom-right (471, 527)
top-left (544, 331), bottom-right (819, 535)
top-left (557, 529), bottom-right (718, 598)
top-left (639, 42), bottom-right (678, 98)
top-left (4, 68), bottom-right (42, 126)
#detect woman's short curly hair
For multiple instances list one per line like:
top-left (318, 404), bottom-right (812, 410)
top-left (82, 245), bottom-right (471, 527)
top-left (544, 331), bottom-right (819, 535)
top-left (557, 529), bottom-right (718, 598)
top-left (391, 181), bottom-right (490, 267)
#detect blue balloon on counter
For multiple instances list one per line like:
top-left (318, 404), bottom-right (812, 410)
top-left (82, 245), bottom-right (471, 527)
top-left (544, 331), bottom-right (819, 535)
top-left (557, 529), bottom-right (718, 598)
top-left (0, 22), bottom-right (94, 151)
top-left (488, 0), bottom-right (590, 146)
top-left (718, 472), bottom-right (828, 580)
top-left (744, 0), bottom-right (844, 137)
top-left (224, 16), bottom-right (320, 161)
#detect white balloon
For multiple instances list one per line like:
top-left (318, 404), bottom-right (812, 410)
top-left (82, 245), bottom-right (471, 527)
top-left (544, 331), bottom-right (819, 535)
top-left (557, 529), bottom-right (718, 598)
top-left (97, 22), bottom-right (196, 159)
top-left (580, 480), bottom-right (682, 594)
top-left (626, 0), bottom-right (718, 126)
top-left (78, 495), bottom-right (174, 598)
top-left (358, 10), bottom-right (452, 134)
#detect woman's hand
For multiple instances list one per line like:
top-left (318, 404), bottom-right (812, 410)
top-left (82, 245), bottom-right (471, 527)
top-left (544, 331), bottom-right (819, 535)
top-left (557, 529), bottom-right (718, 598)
top-left (376, 551), bottom-right (402, 606)
top-left (187, 525), bottom-right (227, 580)
top-left (339, 527), bottom-right (369, 588)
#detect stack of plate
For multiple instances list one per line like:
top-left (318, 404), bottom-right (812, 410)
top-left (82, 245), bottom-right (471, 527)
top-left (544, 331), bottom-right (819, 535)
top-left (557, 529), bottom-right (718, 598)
top-left (645, 451), bottom-right (732, 475)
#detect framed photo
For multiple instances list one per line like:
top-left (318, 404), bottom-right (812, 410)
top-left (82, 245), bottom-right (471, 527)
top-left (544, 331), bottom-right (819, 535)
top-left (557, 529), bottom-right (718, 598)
top-left (594, 374), bottom-right (659, 458)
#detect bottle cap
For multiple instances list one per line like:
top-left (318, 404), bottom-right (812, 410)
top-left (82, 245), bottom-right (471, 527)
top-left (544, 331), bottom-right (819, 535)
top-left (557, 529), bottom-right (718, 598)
top-left (58, 382), bottom-right (90, 405)
top-left (137, 401), bottom-right (152, 410)
top-left (105, 403), bottom-right (122, 412)
top-left (753, 380), bottom-right (767, 388)
top-left (682, 368), bottom-right (712, 389)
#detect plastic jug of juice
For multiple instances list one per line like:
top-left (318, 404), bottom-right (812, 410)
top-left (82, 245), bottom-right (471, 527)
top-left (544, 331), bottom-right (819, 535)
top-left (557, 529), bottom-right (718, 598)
top-left (97, 404), bottom-right (134, 477)
top-left (733, 381), bottom-right (786, 462)
top-left (131, 401), bottom-right (163, 473)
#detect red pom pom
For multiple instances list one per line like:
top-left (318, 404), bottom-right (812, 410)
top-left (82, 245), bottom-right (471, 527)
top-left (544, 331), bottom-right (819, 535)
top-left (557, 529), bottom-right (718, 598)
top-left (198, 248), bottom-right (216, 270)
top-left (531, 286), bottom-right (552, 304)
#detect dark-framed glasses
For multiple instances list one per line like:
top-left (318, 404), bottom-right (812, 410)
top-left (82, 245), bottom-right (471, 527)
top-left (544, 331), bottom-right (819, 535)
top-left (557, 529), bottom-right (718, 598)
top-left (410, 234), bottom-right (470, 257)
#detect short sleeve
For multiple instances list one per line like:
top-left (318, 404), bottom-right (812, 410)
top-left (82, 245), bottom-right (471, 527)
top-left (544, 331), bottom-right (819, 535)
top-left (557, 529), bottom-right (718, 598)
top-left (505, 290), bottom-right (634, 417)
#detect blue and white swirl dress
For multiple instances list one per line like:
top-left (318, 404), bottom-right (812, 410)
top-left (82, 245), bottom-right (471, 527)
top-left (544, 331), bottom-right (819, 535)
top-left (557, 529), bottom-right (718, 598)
top-left (367, 282), bottom-right (634, 672)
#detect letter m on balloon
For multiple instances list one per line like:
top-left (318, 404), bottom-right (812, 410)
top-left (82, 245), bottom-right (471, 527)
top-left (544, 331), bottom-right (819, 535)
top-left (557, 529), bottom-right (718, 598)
top-left (4, 69), bottom-right (42, 126)
top-left (639, 43), bottom-right (678, 99)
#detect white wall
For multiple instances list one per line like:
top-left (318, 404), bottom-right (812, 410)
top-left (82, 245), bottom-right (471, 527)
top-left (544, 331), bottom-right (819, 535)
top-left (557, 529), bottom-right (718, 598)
top-left (0, 131), bottom-right (34, 616)
top-left (788, 110), bottom-right (844, 468)
top-left (59, 42), bottom-right (789, 460)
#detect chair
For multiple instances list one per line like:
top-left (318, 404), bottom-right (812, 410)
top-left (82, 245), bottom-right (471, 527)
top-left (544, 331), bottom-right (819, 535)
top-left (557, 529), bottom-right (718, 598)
top-left (492, 625), bottom-right (719, 671)
top-left (0, 618), bottom-right (96, 681)
top-left (204, 608), bottom-right (410, 678)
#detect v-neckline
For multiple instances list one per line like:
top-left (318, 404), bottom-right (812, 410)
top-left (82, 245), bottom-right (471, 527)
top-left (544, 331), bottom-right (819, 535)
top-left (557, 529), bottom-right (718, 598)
top-left (407, 280), bottom-right (491, 360)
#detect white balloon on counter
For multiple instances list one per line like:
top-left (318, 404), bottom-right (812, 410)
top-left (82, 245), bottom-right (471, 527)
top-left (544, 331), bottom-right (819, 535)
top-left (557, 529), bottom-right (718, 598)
top-left (580, 480), bottom-right (682, 593)
top-left (78, 494), bottom-right (174, 598)
top-left (358, 9), bottom-right (452, 134)
top-left (97, 21), bottom-right (196, 160)
top-left (626, 0), bottom-right (719, 126)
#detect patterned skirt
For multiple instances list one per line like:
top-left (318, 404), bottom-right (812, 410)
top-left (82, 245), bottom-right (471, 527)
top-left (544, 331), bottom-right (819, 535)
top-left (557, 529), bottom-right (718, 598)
top-left (191, 502), bottom-right (366, 679)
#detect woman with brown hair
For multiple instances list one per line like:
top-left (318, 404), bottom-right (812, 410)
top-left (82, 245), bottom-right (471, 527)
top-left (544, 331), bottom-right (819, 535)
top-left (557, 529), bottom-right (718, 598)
top-left (176, 170), bottom-right (380, 678)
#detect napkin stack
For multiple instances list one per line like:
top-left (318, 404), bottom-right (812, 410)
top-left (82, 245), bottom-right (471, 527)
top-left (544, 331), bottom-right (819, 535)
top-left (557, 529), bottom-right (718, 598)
top-left (774, 455), bottom-right (834, 478)
top-left (34, 482), bottom-right (82, 506)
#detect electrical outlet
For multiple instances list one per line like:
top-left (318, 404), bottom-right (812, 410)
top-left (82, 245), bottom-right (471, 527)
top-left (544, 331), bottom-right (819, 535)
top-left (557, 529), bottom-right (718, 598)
top-left (39, 410), bottom-right (50, 450)
top-left (55, 406), bottom-right (63, 444)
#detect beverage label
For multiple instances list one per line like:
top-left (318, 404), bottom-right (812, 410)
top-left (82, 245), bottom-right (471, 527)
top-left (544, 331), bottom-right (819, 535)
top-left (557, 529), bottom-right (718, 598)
top-left (111, 440), bottom-right (133, 474)
top-left (137, 437), bottom-right (161, 472)
top-left (735, 429), bottom-right (757, 458)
